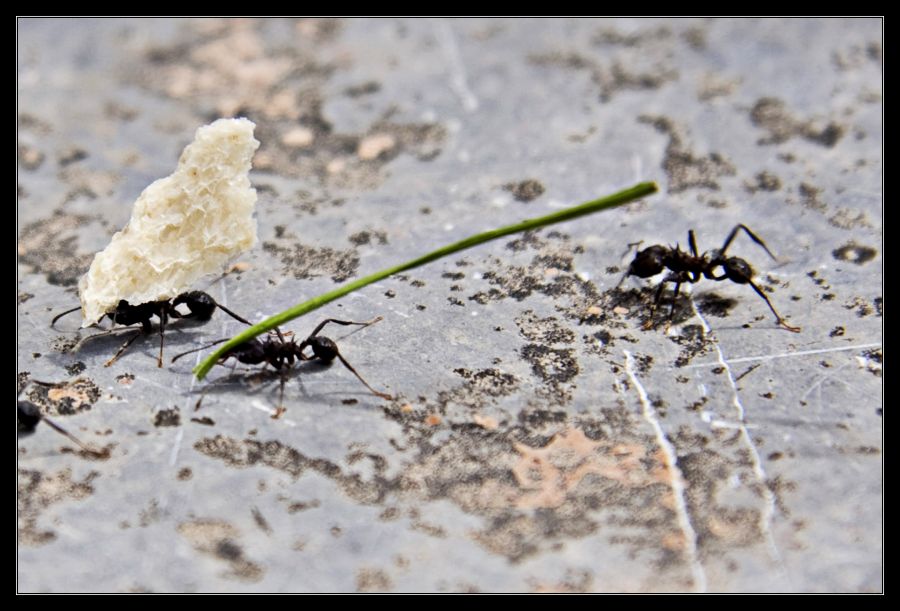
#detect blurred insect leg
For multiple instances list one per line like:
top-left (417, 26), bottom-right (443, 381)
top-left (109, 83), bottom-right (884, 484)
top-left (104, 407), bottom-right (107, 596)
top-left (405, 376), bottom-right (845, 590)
top-left (104, 330), bottom-right (144, 367)
top-left (334, 352), bottom-right (393, 400)
top-left (748, 280), bottom-right (801, 332)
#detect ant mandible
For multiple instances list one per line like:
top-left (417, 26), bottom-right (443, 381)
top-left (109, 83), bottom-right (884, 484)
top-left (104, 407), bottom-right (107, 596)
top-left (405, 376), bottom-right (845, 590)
top-left (622, 224), bottom-right (800, 332)
top-left (172, 317), bottom-right (393, 406)
top-left (51, 291), bottom-right (252, 368)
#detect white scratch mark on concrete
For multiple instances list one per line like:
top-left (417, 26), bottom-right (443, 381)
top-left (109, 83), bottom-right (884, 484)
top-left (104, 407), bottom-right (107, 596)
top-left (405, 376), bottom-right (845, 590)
top-left (678, 342), bottom-right (882, 369)
top-left (168, 427), bottom-right (184, 467)
top-left (249, 400), bottom-right (297, 427)
top-left (434, 19), bottom-right (479, 112)
top-left (623, 350), bottom-right (707, 593)
top-left (689, 296), bottom-right (790, 582)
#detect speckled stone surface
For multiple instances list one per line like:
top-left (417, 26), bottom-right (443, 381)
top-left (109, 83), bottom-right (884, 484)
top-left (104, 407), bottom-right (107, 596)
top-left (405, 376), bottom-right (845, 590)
top-left (18, 18), bottom-right (882, 592)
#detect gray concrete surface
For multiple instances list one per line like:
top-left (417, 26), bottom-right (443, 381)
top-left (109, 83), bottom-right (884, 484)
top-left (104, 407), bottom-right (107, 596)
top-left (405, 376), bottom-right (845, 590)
top-left (18, 18), bottom-right (882, 592)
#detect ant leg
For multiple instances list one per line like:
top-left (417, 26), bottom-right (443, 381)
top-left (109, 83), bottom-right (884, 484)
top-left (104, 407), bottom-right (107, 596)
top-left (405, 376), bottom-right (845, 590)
top-left (216, 303), bottom-right (252, 325)
top-left (668, 281), bottom-right (683, 322)
top-left (721, 224), bottom-right (777, 260)
top-left (171, 338), bottom-right (230, 363)
top-left (51, 306), bottom-right (82, 328)
top-left (747, 280), bottom-right (801, 333)
top-left (157, 308), bottom-right (168, 368)
top-left (40, 414), bottom-right (109, 458)
top-left (333, 352), bottom-right (394, 400)
top-left (305, 317), bottom-right (383, 341)
top-left (688, 230), bottom-right (699, 257)
top-left (104, 330), bottom-right (144, 367)
top-left (642, 280), bottom-right (670, 330)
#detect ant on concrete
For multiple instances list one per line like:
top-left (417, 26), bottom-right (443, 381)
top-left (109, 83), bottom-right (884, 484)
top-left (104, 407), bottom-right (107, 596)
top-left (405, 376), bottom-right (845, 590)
top-left (172, 317), bottom-right (393, 410)
top-left (51, 291), bottom-right (252, 368)
top-left (18, 383), bottom-right (109, 458)
top-left (621, 224), bottom-right (800, 332)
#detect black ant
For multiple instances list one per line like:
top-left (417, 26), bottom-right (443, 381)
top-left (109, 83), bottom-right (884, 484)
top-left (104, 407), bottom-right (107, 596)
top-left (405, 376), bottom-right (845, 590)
top-left (172, 317), bottom-right (393, 410)
top-left (621, 224), bottom-right (800, 332)
top-left (51, 291), bottom-right (251, 368)
top-left (18, 383), bottom-right (109, 459)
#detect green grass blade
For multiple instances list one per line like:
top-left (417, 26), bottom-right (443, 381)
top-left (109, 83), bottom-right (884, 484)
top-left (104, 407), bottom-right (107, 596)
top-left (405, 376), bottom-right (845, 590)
top-left (194, 180), bottom-right (658, 379)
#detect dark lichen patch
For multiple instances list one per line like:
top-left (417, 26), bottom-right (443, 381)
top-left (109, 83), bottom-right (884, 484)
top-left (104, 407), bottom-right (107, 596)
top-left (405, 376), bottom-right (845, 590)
top-left (26, 378), bottom-right (101, 416)
top-left (669, 324), bottom-right (714, 368)
top-left (515, 310), bottom-right (575, 345)
top-left (153, 407), bottom-right (181, 428)
top-left (348, 230), bottom-right (388, 246)
top-left (191, 417), bottom-right (216, 426)
top-left (137, 20), bottom-right (443, 191)
top-left (797, 182), bottom-right (827, 213)
top-left (18, 371), bottom-right (32, 394)
top-left (827, 208), bottom-right (873, 230)
top-left (65, 361), bottom-right (87, 376)
top-left (262, 241), bottom-right (359, 282)
top-left (18, 211), bottom-right (96, 286)
top-left (452, 368), bottom-right (519, 398)
top-left (831, 41), bottom-right (883, 71)
top-left (177, 519), bottom-right (264, 583)
top-left (695, 292), bottom-right (738, 318)
top-left (520, 344), bottom-right (579, 404)
top-left (857, 348), bottom-right (882, 377)
top-left (671, 434), bottom-right (770, 553)
top-left (832, 242), bottom-right (877, 265)
top-left (744, 171), bottom-right (782, 193)
top-left (749, 97), bottom-right (845, 147)
top-left (344, 80), bottom-right (381, 97)
top-left (638, 115), bottom-right (736, 193)
top-left (18, 468), bottom-right (97, 546)
top-left (593, 25), bottom-right (673, 47)
top-left (283, 499), bottom-right (321, 514)
top-left (843, 296), bottom-right (878, 318)
top-left (503, 179), bottom-right (545, 202)
top-left (18, 292), bottom-right (35, 304)
top-left (529, 52), bottom-right (677, 103)
top-left (57, 147), bottom-right (89, 167)
top-left (603, 286), bottom-right (694, 329)
top-left (194, 436), bottom-right (387, 505)
top-left (356, 568), bottom-right (394, 592)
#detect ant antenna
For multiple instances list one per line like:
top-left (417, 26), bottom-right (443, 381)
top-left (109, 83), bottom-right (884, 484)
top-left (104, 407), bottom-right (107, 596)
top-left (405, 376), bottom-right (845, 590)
top-left (171, 338), bottom-right (230, 363)
top-left (747, 280), bottom-right (801, 333)
top-left (332, 351), bottom-right (394, 400)
top-left (51, 306), bottom-right (82, 328)
top-left (720, 224), bottom-right (778, 260)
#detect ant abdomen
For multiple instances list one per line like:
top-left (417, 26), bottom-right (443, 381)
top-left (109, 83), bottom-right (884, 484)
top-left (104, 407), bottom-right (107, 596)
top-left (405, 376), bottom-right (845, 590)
top-left (173, 291), bottom-right (217, 321)
top-left (722, 257), bottom-right (754, 284)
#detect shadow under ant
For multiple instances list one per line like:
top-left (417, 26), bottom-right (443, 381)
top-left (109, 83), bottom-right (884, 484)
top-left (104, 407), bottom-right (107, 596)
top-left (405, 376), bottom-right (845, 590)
top-left (603, 285), bottom-right (697, 328)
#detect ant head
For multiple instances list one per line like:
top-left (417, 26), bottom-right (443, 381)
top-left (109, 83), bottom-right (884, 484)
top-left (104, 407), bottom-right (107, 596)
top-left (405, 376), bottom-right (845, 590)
top-left (629, 245), bottom-right (668, 278)
top-left (308, 336), bottom-right (339, 364)
top-left (722, 256), bottom-right (755, 284)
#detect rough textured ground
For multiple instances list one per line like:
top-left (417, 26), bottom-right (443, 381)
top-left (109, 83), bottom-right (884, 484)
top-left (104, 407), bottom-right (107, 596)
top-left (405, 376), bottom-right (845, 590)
top-left (18, 18), bottom-right (881, 592)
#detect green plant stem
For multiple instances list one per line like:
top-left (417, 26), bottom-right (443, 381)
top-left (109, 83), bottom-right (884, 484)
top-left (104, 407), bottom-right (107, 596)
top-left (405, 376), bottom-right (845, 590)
top-left (194, 181), bottom-right (658, 379)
